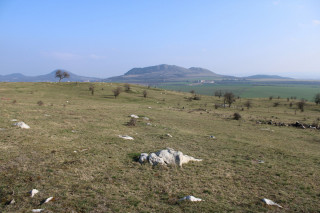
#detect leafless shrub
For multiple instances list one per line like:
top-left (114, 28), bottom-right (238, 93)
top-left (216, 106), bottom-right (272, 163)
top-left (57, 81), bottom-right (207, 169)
top-left (244, 100), bottom-right (252, 109)
top-left (269, 96), bottom-right (273, 101)
top-left (37, 100), bottom-right (44, 106)
top-left (127, 118), bottom-right (137, 126)
top-left (193, 94), bottom-right (201, 100)
top-left (124, 83), bottom-right (131, 92)
top-left (224, 92), bottom-right (235, 107)
top-left (113, 87), bottom-right (122, 98)
top-left (89, 85), bottom-right (95, 95)
top-left (233, 112), bottom-right (242, 120)
top-left (12, 100), bottom-right (17, 104)
top-left (190, 90), bottom-right (195, 94)
top-left (273, 102), bottom-right (280, 107)
top-left (214, 104), bottom-right (219, 109)
top-left (297, 100), bottom-right (305, 112)
top-left (143, 90), bottom-right (148, 98)
top-left (214, 90), bottom-right (223, 99)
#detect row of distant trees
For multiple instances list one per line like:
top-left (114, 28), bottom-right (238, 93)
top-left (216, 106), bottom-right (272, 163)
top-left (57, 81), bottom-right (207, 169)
top-left (214, 89), bottom-right (320, 106)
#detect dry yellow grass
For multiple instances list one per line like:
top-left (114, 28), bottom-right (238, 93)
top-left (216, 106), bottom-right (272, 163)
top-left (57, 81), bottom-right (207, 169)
top-left (0, 82), bottom-right (320, 212)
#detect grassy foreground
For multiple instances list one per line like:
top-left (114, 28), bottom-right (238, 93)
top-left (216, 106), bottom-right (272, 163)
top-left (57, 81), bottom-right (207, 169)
top-left (1, 82), bottom-right (320, 212)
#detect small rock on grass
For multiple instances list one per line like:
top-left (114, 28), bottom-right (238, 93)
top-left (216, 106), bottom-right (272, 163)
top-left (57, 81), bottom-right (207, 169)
top-left (179, 195), bottom-right (203, 202)
top-left (130, 114), bottom-right (139, 119)
top-left (13, 122), bottom-right (30, 129)
top-left (30, 189), bottom-right (39, 197)
top-left (118, 135), bottom-right (134, 140)
top-left (262, 198), bottom-right (282, 208)
top-left (32, 209), bottom-right (44, 213)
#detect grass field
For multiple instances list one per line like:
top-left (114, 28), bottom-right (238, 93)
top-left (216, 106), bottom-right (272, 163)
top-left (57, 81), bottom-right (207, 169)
top-left (157, 82), bottom-right (320, 101)
top-left (1, 82), bottom-right (320, 212)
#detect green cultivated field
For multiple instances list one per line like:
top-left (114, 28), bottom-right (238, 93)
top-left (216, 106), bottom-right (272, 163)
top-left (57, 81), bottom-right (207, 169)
top-left (1, 82), bottom-right (320, 212)
top-left (158, 82), bottom-right (320, 101)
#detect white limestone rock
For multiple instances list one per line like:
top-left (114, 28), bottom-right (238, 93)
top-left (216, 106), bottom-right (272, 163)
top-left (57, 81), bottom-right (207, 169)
top-left (179, 195), bottom-right (203, 202)
top-left (262, 198), bottom-right (282, 208)
top-left (139, 148), bottom-right (202, 167)
top-left (130, 114), bottom-right (139, 119)
top-left (13, 122), bottom-right (30, 129)
top-left (32, 209), bottom-right (44, 212)
top-left (118, 135), bottom-right (134, 140)
top-left (30, 189), bottom-right (39, 197)
top-left (139, 153), bottom-right (149, 163)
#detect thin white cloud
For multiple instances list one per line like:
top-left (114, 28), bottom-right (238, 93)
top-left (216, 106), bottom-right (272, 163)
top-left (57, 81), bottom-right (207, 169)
top-left (312, 19), bottom-right (320, 25)
top-left (273, 1), bottom-right (279, 6)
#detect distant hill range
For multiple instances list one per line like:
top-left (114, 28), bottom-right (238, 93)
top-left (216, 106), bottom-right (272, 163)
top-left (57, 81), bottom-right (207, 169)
top-left (104, 64), bottom-right (237, 83)
top-left (0, 65), bottom-right (292, 83)
top-left (0, 70), bottom-right (101, 82)
top-left (244, 74), bottom-right (292, 80)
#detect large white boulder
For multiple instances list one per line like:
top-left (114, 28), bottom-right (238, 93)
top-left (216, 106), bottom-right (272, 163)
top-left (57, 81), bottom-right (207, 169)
top-left (139, 148), bottom-right (202, 167)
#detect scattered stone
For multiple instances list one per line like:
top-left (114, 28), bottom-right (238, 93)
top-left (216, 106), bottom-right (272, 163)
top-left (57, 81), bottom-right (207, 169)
top-left (9, 199), bottom-right (15, 205)
top-left (74, 151), bottom-right (77, 153)
top-left (143, 117), bottom-right (150, 120)
top-left (41, 197), bottom-right (54, 204)
top-left (44, 114), bottom-right (51, 117)
top-left (11, 119), bottom-right (18, 122)
top-left (13, 122), bottom-right (30, 129)
top-left (209, 135), bottom-right (216, 139)
top-left (166, 133), bottom-right (173, 138)
top-left (118, 135), bottom-right (134, 140)
top-left (30, 189), bottom-right (39, 198)
top-left (130, 114), bottom-right (139, 119)
top-left (32, 209), bottom-right (44, 212)
top-left (71, 130), bottom-right (77, 133)
top-left (262, 198), bottom-right (282, 208)
top-left (0, 128), bottom-right (6, 131)
top-left (260, 128), bottom-right (274, 132)
top-left (139, 148), bottom-right (202, 167)
top-left (258, 160), bottom-right (265, 164)
top-left (146, 123), bottom-right (152, 126)
top-left (179, 195), bottom-right (203, 202)
top-left (148, 107), bottom-right (152, 109)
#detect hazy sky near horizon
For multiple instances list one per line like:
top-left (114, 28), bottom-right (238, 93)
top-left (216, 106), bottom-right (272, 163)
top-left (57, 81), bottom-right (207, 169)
top-left (1, 0), bottom-right (320, 79)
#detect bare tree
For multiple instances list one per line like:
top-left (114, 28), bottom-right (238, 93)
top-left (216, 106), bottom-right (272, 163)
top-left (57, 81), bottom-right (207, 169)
top-left (190, 90), bottom-right (195, 94)
top-left (244, 100), bottom-right (252, 109)
top-left (314, 93), bottom-right (320, 105)
top-left (55, 70), bottom-right (70, 82)
top-left (89, 85), bottom-right (95, 95)
top-left (124, 83), bottom-right (131, 92)
top-left (113, 87), bottom-right (122, 98)
top-left (214, 90), bottom-right (223, 99)
top-left (224, 92), bottom-right (235, 107)
top-left (297, 100), bottom-right (305, 112)
top-left (143, 90), bottom-right (148, 98)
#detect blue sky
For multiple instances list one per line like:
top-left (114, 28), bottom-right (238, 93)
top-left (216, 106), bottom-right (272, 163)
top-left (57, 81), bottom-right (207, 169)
top-left (0, 0), bottom-right (319, 79)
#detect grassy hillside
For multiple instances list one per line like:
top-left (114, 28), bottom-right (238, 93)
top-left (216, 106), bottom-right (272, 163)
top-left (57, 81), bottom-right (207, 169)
top-left (1, 82), bottom-right (320, 212)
